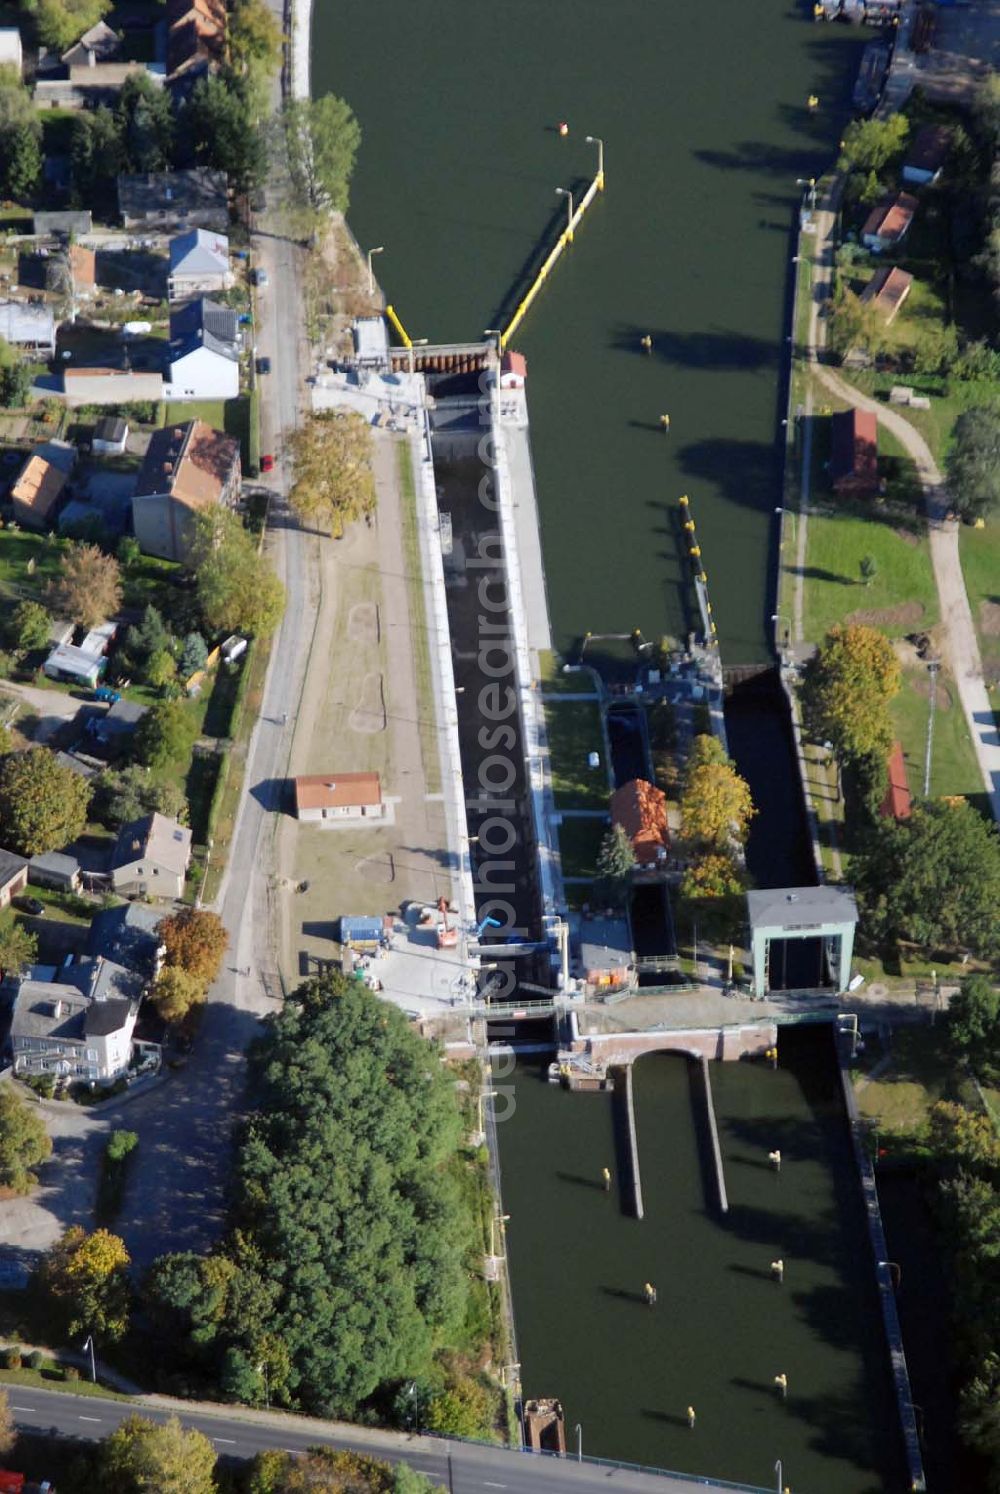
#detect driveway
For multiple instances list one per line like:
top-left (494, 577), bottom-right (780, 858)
top-left (0, 681), bottom-right (88, 745)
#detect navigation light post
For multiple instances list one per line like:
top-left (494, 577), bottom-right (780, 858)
top-left (555, 187), bottom-right (575, 242)
top-left (575, 1423), bottom-right (583, 1462)
top-left (585, 134), bottom-right (605, 186)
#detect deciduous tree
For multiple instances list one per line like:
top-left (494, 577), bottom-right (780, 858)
top-left (99, 1413), bottom-right (217, 1494)
top-left (0, 66), bottom-right (42, 201)
top-left (40, 1226), bottom-right (131, 1341)
top-left (681, 750), bottom-right (754, 848)
top-left (854, 799), bottom-right (1000, 958)
top-left (838, 114), bottom-right (909, 175)
top-left (159, 907), bottom-right (228, 985)
top-left (181, 74), bottom-right (268, 191)
top-left (0, 747), bottom-right (92, 854)
top-left (94, 764), bottom-right (187, 830)
top-left (132, 699), bottom-right (198, 770)
top-left (0, 921), bottom-right (39, 980)
top-left (288, 410), bottom-right (376, 537)
top-left (802, 624), bottom-right (900, 768)
top-left (151, 965), bottom-right (207, 1024)
top-left (8, 599), bottom-right (50, 657)
top-left (47, 542), bottom-right (122, 632)
top-left (189, 508), bottom-right (285, 639)
top-left (285, 93), bottom-right (361, 213)
top-left (115, 72), bottom-right (174, 174)
top-left (0, 1087), bottom-right (51, 1193)
top-left (946, 407), bottom-right (1000, 522)
top-left (949, 974), bottom-right (1000, 1079)
top-left (34, 0), bottom-right (111, 53)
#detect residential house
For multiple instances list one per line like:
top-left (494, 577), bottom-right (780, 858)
top-left (902, 125), bottom-right (951, 187)
top-left (830, 408), bottom-right (879, 497)
top-left (87, 698), bottom-right (148, 754)
top-left (33, 210), bottom-right (92, 237)
top-left (28, 851), bottom-right (82, 892)
top-left (166, 297), bottom-right (240, 399)
top-left (60, 19), bottom-right (120, 67)
top-left (861, 193), bottom-right (918, 253)
top-left (43, 619), bottom-right (116, 688)
top-left (0, 302), bottom-right (55, 356)
top-left (132, 418), bottom-right (241, 561)
top-left (111, 811), bottom-right (192, 899)
top-left (293, 772), bottom-right (385, 823)
top-left (168, 228), bottom-right (232, 300)
top-left (87, 901), bottom-right (164, 979)
top-left (0, 849), bottom-right (28, 909)
top-left (118, 169), bottom-right (229, 233)
top-left (92, 415), bottom-right (129, 455)
top-left (610, 778), bottom-right (669, 867)
top-left (0, 28), bottom-right (22, 74)
top-left (166, 0), bottom-right (226, 83)
top-left (859, 265), bottom-right (913, 325)
top-left (10, 440), bottom-right (75, 530)
top-left (10, 957), bottom-right (142, 1083)
top-left (880, 741), bottom-right (912, 820)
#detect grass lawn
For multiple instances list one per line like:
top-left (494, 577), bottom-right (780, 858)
top-left (163, 397), bottom-right (253, 467)
top-left (537, 649), bottom-right (598, 695)
top-left (18, 885), bottom-right (98, 926)
top-left (544, 698), bottom-right (608, 809)
top-left (854, 1023), bottom-right (961, 1135)
top-left (0, 530), bottom-right (67, 598)
top-left (959, 521), bottom-right (1000, 704)
top-left (890, 663), bottom-right (984, 801)
top-left (556, 814), bottom-right (608, 879)
top-left (0, 1364), bottom-right (131, 1401)
top-left (121, 551), bottom-right (182, 616)
top-left (841, 369), bottom-right (1000, 468)
top-left (800, 500), bottom-right (937, 642)
top-left (397, 441), bottom-right (440, 794)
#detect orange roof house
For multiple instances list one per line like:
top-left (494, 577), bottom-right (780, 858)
top-left (10, 440), bottom-right (75, 530)
top-left (861, 193), bottom-right (918, 252)
top-left (880, 741), bottom-right (912, 820)
top-left (611, 778), bottom-right (669, 866)
top-left (830, 408), bottom-right (879, 497)
top-left (859, 265), bottom-right (913, 324)
top-left (294, 772), bottom-right (385, 822)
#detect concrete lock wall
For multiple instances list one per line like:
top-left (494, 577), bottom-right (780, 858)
top-left (574, 1023), bottom-right (778, 1065)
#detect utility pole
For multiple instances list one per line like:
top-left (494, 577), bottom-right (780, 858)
top-left (923, 658), bottom-right (940, 797)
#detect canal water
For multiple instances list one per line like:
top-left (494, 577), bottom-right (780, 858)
top-left (316, 0), bottom-right (868, 662)
top-left (497, 1032), bottom-right (902, 1492)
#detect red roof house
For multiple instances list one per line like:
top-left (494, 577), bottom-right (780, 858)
top-left (611, 778), bottom-right (669, 866)
top-left (861, 192), bottom-right (918, 252)
top-left (830, 408), bottom-right (879, 498)
top-left (880, 741), bottom-right (912, 820)
top-left (499, 350), bottom-right (527, 388)
top-left (859, 265), bottom-right (913, 325)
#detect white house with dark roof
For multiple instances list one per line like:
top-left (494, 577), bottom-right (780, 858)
top-left (165, 297), bottom-right (240, 399)
top-left (168, 228), bottom-right (232, 300)
top-left (10, 957), bottom-right (142, 1083)
top-left (111, 811), bottom-right (192, 900)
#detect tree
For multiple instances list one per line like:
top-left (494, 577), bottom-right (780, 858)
top-left (94, 764), bottom-right (188, 830)
top-left (228, 0), bottom-right (282, 77)
top-left (106, 1129), bottom-right (138, 1165)
top-left (946, 407), bottom-right (1000, 522)
top-left (230, 973), bottom-right (472, 1415)
top-left (124, 605), bottom-right (171, 681)
top-left (115, 72), bottom-right (174, 174)
top-left (159, 907), bottom-right (228, 985)
top-left (132, 699), bottom-right (198, 770)
top-left (838, 114), bottom-right (909, 176)
top-left (151, 965), bottom-right (207, 1024)
top-left (287, 410), bottom-right (376, 536)
top-left (595, 823), bottom-right (636, 906)
top-left (680, 746), bottom-right (754, 847)
top-left (8, 599), bottom-right (50, 657)
top-left (680, 851), bottom-right (746, 903)
top-left (0, 1087), bottom-right (51, 1193)
top-left (34, 0), bottom-right (111, 52)
top-left (0, 360), bottom-right (32, 409)
top-left (0, 748), bottom-right (92, 854)
top-left (0, 1386), bottom-right (13, 1458)
top-left (949, 975), bottom-right (1000, 1079)
top-left (144, 1252), bottom-right (237, 1353)
top-left (39, 1226), bottom-right (130, 1341)
top-left (180, 632), bottom-right (208, 677)
top-left (146, 647), bottom-right (177, 691)
top-left (854, 799), bottom-right (1000, 958)
top-left (830, 286), bottom-right (889, 362)
top-left (859, 553), bottom-right (878, 587)
top-left (285, 93), bottom-right (361, 213)
top-left (802, 624), bottom-right (900, 768)
top-left (0, 921), bottom-right (38, 980)
top-left (100, 1413), bottom-right (217, 1494)
top-left (181, 74), bottom-right (268, 191)
top-left (70, 106), bottom-right (123, 209)
top-left (0, 66), bottom-right (42, 201)
top-left (247, 1447), bottom-right (433, 1494)
top-left (424, 1376), bottom-right (494, 1438)
top-left (188, 508), bottom-right (285, 638)
top-left (47, 542), bottom-right (122, 632)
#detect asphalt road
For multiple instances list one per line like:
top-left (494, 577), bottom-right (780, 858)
top-left (9, 1385), bottom-right (763, 1493)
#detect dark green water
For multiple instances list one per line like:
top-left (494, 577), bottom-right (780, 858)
top-left (316, 0), bottom-right (867, 660)
top-left (496, 1034), bottom-right (901, 1492)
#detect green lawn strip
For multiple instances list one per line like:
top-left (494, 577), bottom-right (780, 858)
top-left (0, 530), bottom-right (67, 598)
top-left (537, 648), bottom-right (597, 694)
top-left (121, 552), bottom-right (181, 615)
top-left (543, 698), bottom-right (608, 810)
top-left (890, 664), bottom-right (984, 801)
top-left (0, 1364), bottom-right (132, 1401)
top-left (958, 522), bottom-right (1000, 709)
top-left (396, 440), bottom-right (441, 795)
top-left (800, 501), bottom-right (937, 643)
top-left (201, 638), bottom-right (270, 906)
top-left (555, 814), bottom-right (608, 879)
top-left (853, 1023), bottom-right (962, 1135)
top-left (19, 885), bottom-right (96, 926)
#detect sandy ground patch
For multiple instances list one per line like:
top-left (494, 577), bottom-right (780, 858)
top-left (979, 599), bottom-right (1000, 638)
top-left (846, 599), bottom-right (925, 628)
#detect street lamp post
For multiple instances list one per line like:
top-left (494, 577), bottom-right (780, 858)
top-left (771, 612), bottom-right (792, 650)
top-left (775, 504), bottom-right (797, 549)
top-left (407, 1380), bottom-right (421, 1433)
top-left (775, 1458), bottom-right (784, 1494)
top-left (366, 245), bottom-right (384, 297)
top-left (585, 134), bottom-right (604, 186)
top-left (82, 1335), bottom-right (96, 1384)
top-left (490, 1212), bottom-right (510, 1258)
top-left (575, 1423), bottom-right (583, 1462)
top-left (796, 176), bottom-right (817, 215)
top-left (555, 186), bottom-right (575, 242)
top-left (923, 657), bottom-right (940, 796)
top-left (408, 337), bottom-right (429, 376)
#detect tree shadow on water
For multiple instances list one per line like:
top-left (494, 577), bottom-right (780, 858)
top-left (609, 322), bottom-right (781, 374)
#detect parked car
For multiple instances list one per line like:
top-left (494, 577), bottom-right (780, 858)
top-left (261, 453), bottom-right (275, 473)
top-left (15, 896), bottom-right (45, 916)
top-left (256, 356), bottom-right (271, 375)
top-left (252, 268), bottom-right (269, 288)
top-left (94, 686), bottom-right (121, 704)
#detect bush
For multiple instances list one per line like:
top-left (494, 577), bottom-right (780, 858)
top-left (3, 1348), bottom-right (21, 1370)
top-left (27, 1349), bottom-right (43, 1371)
top-left (64, 1364), bottom-right (80, 1381)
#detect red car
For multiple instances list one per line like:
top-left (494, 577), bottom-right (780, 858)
top-left (261, 453), bottom-right (275, 473)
